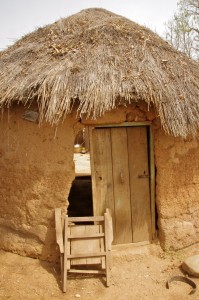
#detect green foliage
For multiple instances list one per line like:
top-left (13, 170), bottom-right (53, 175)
top-left (164, 0), bottom-right (199, 60)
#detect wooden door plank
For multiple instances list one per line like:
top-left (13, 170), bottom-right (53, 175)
top-left (111, 128), bottom-right (132, 244)
top-left (127, 127), bottom-right (151, 242)
top-left (89, 128), bottom-right (115, 235)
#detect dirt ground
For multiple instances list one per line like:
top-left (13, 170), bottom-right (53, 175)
top-left (0, 243), bottom-right (199, 300)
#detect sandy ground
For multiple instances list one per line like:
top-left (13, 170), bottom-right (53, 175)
top-left (0, 243), bottom-right (199, 300)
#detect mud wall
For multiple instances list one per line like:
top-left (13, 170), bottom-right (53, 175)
top-left (82, 101), bottom-right (156, 125)
top-left (1, 101), bottom-right (198, 259)
top-left (0, 105), bottom-right (76, 261)
top-left (154, 130), bottom-right (199, 250)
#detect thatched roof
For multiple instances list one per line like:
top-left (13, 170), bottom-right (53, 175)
top-left (0, 8), bottom-right (198, 137)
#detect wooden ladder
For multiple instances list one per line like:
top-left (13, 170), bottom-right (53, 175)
top-left (55, 208), bottom-right (113, 292)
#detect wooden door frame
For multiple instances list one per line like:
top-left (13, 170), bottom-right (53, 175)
top-left (89, 121), bottom-right (156, 241)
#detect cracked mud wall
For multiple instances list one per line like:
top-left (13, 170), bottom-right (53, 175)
top-left (154, 129), bottom-right (199, 250)
top-left (0, 105), bottom-right (76, 261)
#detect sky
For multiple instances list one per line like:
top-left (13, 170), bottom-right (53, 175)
top-left (0, 0), bottom-right (178, 50)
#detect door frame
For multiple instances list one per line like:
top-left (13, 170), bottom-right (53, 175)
top-left (89, 121), bottom-right (156, 241)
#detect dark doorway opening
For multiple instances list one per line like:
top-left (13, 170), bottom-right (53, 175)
top-left (68, 175), bottom-right (93, 217)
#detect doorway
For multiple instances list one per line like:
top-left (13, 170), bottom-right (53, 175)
top-left (68, 128), bottom-right (93, 218)
top-left (89, 125), bottom-right (154, 245)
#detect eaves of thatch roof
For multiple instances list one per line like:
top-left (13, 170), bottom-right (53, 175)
top-left (0, 8), bottom-right (198, 138)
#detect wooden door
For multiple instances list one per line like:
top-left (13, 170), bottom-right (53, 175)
top-left (90, 126), bottom-right (152, 244)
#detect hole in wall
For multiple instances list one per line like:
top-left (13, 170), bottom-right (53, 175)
top-left (68, 175), bottom-right (93, 217)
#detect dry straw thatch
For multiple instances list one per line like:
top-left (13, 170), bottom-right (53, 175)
top-left (0, 8), bottom-right (198, 137)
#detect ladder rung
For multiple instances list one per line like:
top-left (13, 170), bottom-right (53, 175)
top-left (68, 269), bottom-right (105, 275)
top-left (68, 216), bottom-right (104, 222)
top-left (68, 252), bottom-right (107, 259)
top-left (68, 233), bottom-right (105, 239)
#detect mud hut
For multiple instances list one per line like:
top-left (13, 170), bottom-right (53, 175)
top-left (0, 8), bottom-right (198, 261)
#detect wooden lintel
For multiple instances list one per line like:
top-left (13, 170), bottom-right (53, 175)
top-left (94, 121), bottom-right (151, 128)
